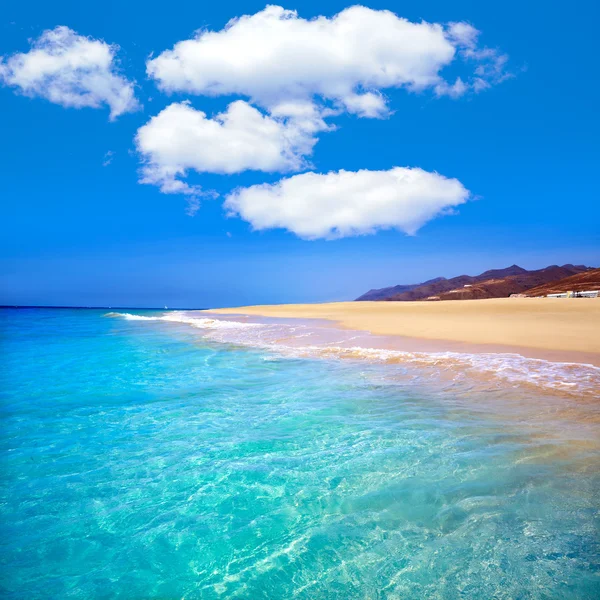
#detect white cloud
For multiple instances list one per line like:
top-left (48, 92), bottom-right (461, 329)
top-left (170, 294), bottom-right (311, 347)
top-left (135, 100), bottom-right (323, 206)
top-left (446, 21), bottom-right (511, 91)
top-left (102, 150), bottom-right (115, 166)
top-left (147, 5), bottom-right (509, 115)
top-left (138, 6), bottom-right (508, 203)
top-left (434, 77), bottom-right (468, 99)
top-left (138, 6), bottom-right (505, 203)
top-left (224, 167), bottom-right (471, 239)
top-left (0, 26), bottom-right (139, 120)
top-left (446, 22), bottom-right (480, 48)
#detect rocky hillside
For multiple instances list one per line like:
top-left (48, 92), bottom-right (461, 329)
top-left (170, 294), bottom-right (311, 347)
top-left (356, 277), bottom-right (445, 301)
top-left (523, 268), bottom-right (600, 297)
top-left (356, 264), bottom-right (592, 301)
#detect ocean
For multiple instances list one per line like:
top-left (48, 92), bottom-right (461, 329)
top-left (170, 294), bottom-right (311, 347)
top-left (1, 308), bottom-right (599, 599)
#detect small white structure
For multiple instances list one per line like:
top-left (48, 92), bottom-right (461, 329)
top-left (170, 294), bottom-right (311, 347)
top-left (547, 290), bottom-right (599, 298)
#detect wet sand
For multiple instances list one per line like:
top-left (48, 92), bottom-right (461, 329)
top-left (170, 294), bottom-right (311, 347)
top-left (210, 298), bottom-right (600, 366)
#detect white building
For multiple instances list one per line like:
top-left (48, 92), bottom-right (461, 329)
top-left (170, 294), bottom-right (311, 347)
top-left (547, 290), bottom-right (599, 298)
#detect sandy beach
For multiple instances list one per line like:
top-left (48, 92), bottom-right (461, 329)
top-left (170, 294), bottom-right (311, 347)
top-left (212, 298), bottom-right (600, 364)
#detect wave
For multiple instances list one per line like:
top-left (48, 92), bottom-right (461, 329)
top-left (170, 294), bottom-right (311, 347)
top-left (105, 311), bottom-right (260, 329)
top-left (299, 346), bottom-right (600, 399)
top-left (106, 311), bottom-right (600, 399)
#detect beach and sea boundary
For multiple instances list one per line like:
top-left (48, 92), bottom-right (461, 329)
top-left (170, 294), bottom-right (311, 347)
top-left (210, 297), bottom-right (600, 365)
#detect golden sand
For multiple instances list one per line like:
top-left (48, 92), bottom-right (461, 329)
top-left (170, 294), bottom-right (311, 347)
top-left (211, 298), bottom-right (600, 359)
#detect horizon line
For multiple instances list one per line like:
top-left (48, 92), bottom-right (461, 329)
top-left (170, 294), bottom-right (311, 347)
top-left (0, 305), bottom-right (209, 310)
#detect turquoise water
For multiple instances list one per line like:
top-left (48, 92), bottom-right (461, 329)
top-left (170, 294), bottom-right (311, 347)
top-left (1, 308), bottom-right (599, 599)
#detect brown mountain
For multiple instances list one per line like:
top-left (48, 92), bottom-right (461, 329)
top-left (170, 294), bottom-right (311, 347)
top-left (356, 264), bottom-right (592, 302)
top-left (356, 277), bottom-right (445, 301)
top-left (432, 264), bottom-right (592, 301)
top-left (523, 268), bottom-right (600, 297)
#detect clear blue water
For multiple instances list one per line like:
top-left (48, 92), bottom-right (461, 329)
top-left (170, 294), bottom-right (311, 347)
top-left (1, 308), bottom-right (599, 599)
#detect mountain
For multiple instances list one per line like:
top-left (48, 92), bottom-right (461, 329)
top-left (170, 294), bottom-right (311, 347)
top-left (356, 264), bottom-right (592, 302)
top-left (356, 277), bottom-right (445, 301)
top-left (523, 268), bottom-right (600, 297)
top-left (430, 264), bottom-right (591, 301)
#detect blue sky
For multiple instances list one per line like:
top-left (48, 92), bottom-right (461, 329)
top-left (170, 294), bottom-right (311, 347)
top-left (1, 0), bottom-right (598, 308)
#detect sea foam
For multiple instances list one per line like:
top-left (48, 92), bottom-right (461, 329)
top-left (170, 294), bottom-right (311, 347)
top-left (4, 307), bottom-right (599, 598)
top-left (107, 311), bottom-right (600, 399)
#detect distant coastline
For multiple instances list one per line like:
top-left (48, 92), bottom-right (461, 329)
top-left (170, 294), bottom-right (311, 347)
top-left (0, 305), bottom-right (208, 311)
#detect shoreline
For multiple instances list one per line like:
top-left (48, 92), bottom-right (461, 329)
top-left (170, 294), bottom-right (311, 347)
top-left (208, 298), bottom-right (600, 367)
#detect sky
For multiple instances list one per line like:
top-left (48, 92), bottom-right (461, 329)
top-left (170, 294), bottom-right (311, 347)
top-left (1, 0), bottom-right (598, 308)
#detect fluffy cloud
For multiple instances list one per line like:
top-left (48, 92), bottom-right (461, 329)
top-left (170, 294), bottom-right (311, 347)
top-left (225, 167), bottom-right (471, 239)
top-left (135, 100), bottom-right (323, 208)
top-left (147, 5), bottom-right (509, 116)
top-left (0, 26), bottom-right (139, 120)
top-left (138, 6), bottom-right (507, 202)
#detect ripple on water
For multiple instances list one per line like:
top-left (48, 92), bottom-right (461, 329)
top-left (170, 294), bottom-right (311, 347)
top-left (106, 310), bottom-right (600, 400)
top-left (0, 308), bottom-right (598, 599)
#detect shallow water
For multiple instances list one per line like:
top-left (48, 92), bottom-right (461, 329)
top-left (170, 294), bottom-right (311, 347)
top-left (109, 309), bottom-right (600, 400)
top-left (1, 308), bottom-right (599, 599)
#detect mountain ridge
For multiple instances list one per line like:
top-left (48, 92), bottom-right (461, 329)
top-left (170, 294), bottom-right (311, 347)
top-left (356, 277), bottom-right (446, 301)
top-left (523, 268), bottom-right (600, 297)
top-left (356, 264), bottom-right (593, 302)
